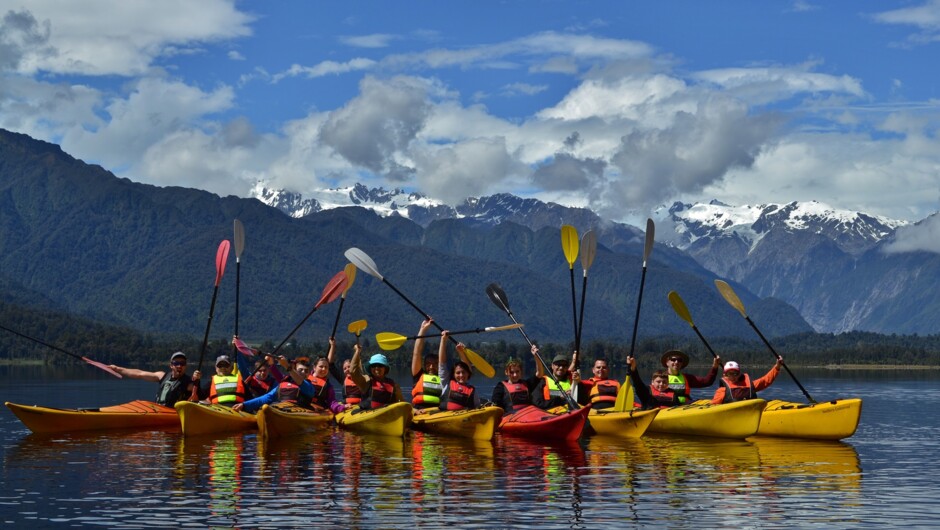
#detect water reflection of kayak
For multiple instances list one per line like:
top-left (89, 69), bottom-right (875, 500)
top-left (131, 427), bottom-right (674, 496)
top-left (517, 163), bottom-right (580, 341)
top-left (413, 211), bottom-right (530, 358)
top-left (647, 399), bottom-right (766, 439)
top-left (750, 436), bottom-right (861, 477)
top-left (586, 408), bottom-right (658, 438)
top-left (411, 406), bottom-right (504, 441)
top-left (256, 402), bottom-right (333, 440)
top-left (175, 401), bottom-right (257, 437)
top-left (335, 402), bottom-right (413, 437)
top-left (5, 400), bottom-right (179, 434)
top-left (756, 398), bottom-right (862, 440)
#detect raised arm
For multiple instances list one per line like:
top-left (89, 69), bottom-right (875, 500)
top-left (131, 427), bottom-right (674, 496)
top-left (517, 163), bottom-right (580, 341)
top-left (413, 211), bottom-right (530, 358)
top-left (108, 365), bottom-right (164, 383)
top-left (532, 345), bottom-right (545, 378)
top-left (327, 337), bottom-right (337, 365)
top-left (412, 318), bottom-right (433, 377)
top-left (348, 344), bottom-right (369, 391)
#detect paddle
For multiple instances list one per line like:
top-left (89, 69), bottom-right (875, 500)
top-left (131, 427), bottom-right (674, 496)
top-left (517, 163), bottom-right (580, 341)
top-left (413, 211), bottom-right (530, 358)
top-left (246, 270), bottom-right (349, 381)
top-left (667, 291), bottom-right (720, 359)
top-left (330, 263), bottom-right (358, 340)
top-left (561, 225), bottom-right (580, 353)
top-left (575, 230), bottom-right (597, 359)
top-left (614, 218), bottom-right (655, 412)
top-left (197, 240), bottom-right (231, 372)
top-left (0, 323), bottom-right (122, 378)
top-left (484, 282), bottom-right (580, 411)
top-left (375, 324), bottom-right (524, 351)
top-left (344, 247), bottom-right (496, 378)
top-left (714, 279), bottom-right (817, 403)
top-left (233, 219), bottom-right (245, 341)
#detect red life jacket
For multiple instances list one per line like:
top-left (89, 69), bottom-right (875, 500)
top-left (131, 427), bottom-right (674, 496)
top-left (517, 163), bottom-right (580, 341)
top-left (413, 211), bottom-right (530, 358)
top-left (650, 386), bottom-right (679, 408)
top-left (275, 379), bottom-right (312, 408)
top-left (344, 375), bottom-right (362, 405)
top-left (720, 374), bottom-right (756, 403)
top-left (501, 380), bottom-right (530, 411)
top-left (443, 379), bottom-right (475, 411)
top-left (369, 378), bottom-right (396, 409)
top-left (306, 374), bottom-right (331, 410)
top-left (587, 378), bottom-right (620, 408)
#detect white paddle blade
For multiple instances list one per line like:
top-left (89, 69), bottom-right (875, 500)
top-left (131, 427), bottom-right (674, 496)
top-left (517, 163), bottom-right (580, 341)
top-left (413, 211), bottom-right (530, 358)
top-left (344, 247), bottom-right (383, 280)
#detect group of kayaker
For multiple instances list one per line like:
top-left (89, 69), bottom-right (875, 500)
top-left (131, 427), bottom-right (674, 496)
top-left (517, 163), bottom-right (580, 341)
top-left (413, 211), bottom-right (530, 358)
top-left (110, 317), bottom-right (784, 417)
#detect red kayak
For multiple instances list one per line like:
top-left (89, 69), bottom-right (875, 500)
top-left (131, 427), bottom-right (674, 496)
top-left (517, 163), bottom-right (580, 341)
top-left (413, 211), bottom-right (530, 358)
top-left (497, 405), bottom-right (591, 441)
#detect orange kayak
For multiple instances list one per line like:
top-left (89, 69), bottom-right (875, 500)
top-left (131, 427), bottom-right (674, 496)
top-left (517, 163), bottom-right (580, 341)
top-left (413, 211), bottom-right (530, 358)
top-left (5, 400), bottom-right (179, 434)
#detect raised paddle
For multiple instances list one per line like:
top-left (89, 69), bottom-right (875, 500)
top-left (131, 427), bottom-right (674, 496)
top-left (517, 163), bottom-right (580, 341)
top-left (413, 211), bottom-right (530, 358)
top-left (233, 219), bottom-right (245, 341)
top-left (330, 263), bottom-right (358, 340)
top-left (561, 225), bottom-right (580, 353)
top-left (348, 319), bottom-right (367, 347)
top-left (0, 323), bottom-right (122, 378)
top-left (575, 229), bottom-right (597, 358)
top-left (246, 270), bottom-right (349, 381)
top-left (668, 291), bottom-right (720, 359)
top-left (344, 247), bottom-right (496, 378)
top-left (484, 282), bottom-right (580, 411)
top-left (375, 324), bottom-right (524, 351)
top-left (614, 218), bottom-right (655, 412)
top-left (714, 279), bottom-right (817, 403)
top-left (197, 240), bottom-right (231, 372)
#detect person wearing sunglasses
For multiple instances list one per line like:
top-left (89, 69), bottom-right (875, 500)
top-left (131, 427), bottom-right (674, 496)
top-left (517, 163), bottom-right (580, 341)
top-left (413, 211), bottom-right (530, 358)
top-left (108, 351), bottom-right (199, 408)
top-left (532, 350), bottom-right (580, 410)
top-left (711, 358), bottom-right (784, 405)
top-left (203, 354), bottom-right (246, 406)
top-left (660, 349), bottom-right (721, 404)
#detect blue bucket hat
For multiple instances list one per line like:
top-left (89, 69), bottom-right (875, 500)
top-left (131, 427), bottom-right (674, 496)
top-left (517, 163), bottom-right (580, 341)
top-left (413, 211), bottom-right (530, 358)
top-left (369, 353), bottom-right (390, 369)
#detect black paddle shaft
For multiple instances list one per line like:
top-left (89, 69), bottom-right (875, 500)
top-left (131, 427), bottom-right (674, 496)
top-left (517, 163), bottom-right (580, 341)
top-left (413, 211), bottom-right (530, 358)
top-left (234, 261), bottom-right (241, 338)
top-left (627, 266), bottom-right (647, 358)
top-left (0, 323), bottom-right (84, 361)
top-left (330, 296), bottom-right (347, 340)
top-left (197, 285), bottom-right (221, 371)
top-left (691, 325), bottom-right (720, 359)
top-left (382, 278), bottom-right (463, 350)
top-left (745, 315), bottom-right (816, 403)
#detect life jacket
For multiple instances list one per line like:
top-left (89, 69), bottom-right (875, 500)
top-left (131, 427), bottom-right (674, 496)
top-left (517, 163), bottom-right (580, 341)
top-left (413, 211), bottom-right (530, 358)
top-left (667, 373), bottom-right (692, 403)
top-left (720, 374), bottom-right (756, 403)
top-left (501, 380), bottom-right (531, 411)
top-left (306, 374), bottom-right (332, 410)
top-left (245, 373), bottom-right (276, 399)
top-left (443, 379), bottom-right (475, 411)
top-left (209, 374), bottom-right (245, 405)
top-left (588, 378), bottom-right (620, 409)
top-left (650, 386), bottom-right (679, 408)
top-left (411, 373), bottom-right (443, 409)
top-left (276, 379), bottom-right (313, 408)
top-left (344, 375), bottom-right (362, 405)
top-left (542, 376), bottom-right (572, 401)
top-left (369, 378), bottom-right (397, 409)
top-left (155, 372), bottom-right (189, 407)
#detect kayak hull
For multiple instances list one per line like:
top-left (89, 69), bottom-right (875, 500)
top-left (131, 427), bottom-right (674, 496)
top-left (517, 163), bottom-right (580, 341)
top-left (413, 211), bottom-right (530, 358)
top-left (586, 407), bottom-right (659, 438)
top-left (498, 405), bottom-right (591, 442)
top-left (411, 406), bottom-right (504, 441)
top-left (257, 403), bottom-right (334, 440)
top-left (174, 401), bottom-right (257, 437)
top-left (5, 400), bottom-right (179, 434)
top-left (335, 402), bottom-right (413, 437)
top-left (648, 399), bottom-right (766, 439)
top-left (756, 398), bottom-right (862, 440)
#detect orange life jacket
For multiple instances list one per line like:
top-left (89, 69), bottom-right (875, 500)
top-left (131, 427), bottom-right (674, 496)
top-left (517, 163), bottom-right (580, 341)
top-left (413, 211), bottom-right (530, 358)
top-left (209, 374), bottom-right (245, 405)
top-left (588, 378), bottom-right (620, 408)
top-left (344, 375), bottom-right (362, 405)
top-left (411, 373), bottom-right (443, 408)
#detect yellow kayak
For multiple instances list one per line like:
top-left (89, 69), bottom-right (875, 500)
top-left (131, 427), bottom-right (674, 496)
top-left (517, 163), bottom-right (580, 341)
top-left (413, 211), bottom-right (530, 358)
top-left (756, 398), bottom-right (862, 440)
top-left (5, 400), bottom-right (179, 434)
top-left (647, 399), bottom-right (766, 439)
top-left (335, 402), bottom-right (413, 437)
top-left (411, 406), bottom-right (504, 441)
top-left (174, 401), bottom-right (257, 437)
top-left (586, 407), bottom-right (659, 438)
top-left (256, 402), bottom-right (334, 440)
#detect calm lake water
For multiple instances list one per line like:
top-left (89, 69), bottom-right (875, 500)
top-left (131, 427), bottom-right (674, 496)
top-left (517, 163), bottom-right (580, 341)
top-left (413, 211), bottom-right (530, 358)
top-left (1, 366), bottom-right (938, 528)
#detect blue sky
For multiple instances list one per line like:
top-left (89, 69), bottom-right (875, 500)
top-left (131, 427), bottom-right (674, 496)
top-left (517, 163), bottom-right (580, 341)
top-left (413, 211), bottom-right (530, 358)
top-left (2, 0), bottom-right (940, 233)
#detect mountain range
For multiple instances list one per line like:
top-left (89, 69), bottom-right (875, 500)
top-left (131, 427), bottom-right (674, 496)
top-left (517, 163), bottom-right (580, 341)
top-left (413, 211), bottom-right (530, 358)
top-left (251, 178), bottom-right (937, 334)
top-left (0, 128), bottom-right (818, 357)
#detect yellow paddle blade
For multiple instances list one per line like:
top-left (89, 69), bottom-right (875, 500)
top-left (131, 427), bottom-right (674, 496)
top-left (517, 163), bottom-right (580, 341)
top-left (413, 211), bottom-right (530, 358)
top-left (464, 347), bottom-right (495, 378)
top-left (347, 319), bottom-right (368, 336)
top-left (561, 225), bottom-right (579, 269)
top-left (668, 291), bottom-right (695, 327)
top-left (343, 263), bottom-right (358, 295)
top-left (614, 376), bottom-right (634, 412)
top-left (375, 332), bottom-right (406, 351)
top-left (715, 280), bottom-right (748, 318)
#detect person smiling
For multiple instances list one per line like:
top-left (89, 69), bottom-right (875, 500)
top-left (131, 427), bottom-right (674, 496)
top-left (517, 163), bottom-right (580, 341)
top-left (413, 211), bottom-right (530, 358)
top-left (660, 349), bottom-right (721, 404)
top-left (436, 330), bottom-right (479, 411)
top-left (108, 351), bottom-right (199, 408)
